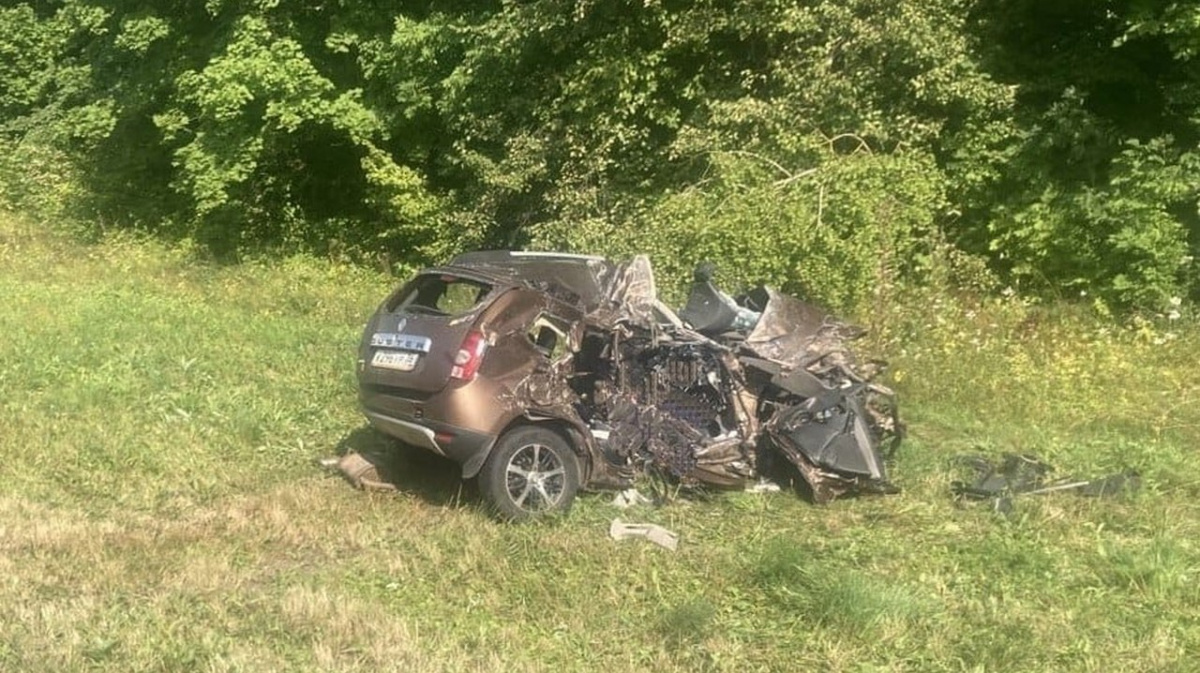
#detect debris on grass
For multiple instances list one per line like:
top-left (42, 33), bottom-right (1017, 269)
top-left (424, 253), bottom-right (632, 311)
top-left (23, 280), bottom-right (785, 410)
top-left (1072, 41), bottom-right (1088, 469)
top-left (952, 453), bottom-right (1141, 514)
top-left (610, 488), bottom-right (654, 509)
top-left (319, 452), bottom-right (398, 492)
top-left (609, 519), bottom-right (680, 551)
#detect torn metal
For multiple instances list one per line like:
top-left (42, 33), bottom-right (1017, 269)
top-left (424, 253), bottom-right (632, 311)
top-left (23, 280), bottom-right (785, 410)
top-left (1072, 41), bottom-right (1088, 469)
top-left (319, 453), bottom-right (398, 492)
top-left (951, 454), bottom-right (1141, 513)
top-left (500, 257), bottom-right (904, 502)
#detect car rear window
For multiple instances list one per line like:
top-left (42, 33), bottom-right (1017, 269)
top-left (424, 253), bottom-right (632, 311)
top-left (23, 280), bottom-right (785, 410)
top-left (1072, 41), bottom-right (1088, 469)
top-left (388, 274), bottom-right (492, 316)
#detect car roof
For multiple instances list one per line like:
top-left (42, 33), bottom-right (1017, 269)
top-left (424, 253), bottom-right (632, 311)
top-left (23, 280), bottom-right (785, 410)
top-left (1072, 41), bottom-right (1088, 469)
top-left (450, 250), bottom-right (607, 266)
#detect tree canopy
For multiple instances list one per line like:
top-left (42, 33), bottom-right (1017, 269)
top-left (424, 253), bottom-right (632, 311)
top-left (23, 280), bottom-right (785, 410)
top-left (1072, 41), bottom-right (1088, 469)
top-left (1, 0), bottom-right (1196, 308)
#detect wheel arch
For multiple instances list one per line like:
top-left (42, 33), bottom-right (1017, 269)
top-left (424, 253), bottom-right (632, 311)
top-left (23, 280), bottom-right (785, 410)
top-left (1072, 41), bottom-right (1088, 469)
top-left (461, 414), bottom-right (591, 480)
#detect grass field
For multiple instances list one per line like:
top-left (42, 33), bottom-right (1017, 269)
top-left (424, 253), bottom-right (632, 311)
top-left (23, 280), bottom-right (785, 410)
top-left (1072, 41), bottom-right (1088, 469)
top-left (1, 212), bottom-right (1197, 672)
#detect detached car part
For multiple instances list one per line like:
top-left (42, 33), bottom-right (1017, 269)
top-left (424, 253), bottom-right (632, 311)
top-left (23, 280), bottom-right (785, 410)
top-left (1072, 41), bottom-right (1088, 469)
top-left (952, 454), bottom-right (1140, 514)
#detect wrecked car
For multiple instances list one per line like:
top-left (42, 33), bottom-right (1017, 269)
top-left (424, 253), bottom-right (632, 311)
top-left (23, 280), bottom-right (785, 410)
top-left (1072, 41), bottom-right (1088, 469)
top-left (356, 251), bottom-right (902, 520)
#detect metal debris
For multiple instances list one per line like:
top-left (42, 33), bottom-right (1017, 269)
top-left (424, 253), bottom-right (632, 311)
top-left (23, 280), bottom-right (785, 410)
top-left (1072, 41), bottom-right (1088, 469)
top-left (952, 453), bottom-right (1141, 513)
top-left (746, 479), bottom-right (782, 494)
top-left (320, 452), bottom-right (398, 492)
top-left (579, 259), bottom-right (903, 501)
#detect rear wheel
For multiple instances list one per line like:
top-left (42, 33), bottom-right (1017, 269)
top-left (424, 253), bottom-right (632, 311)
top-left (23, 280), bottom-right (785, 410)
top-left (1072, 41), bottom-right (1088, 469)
top-left (479, 426), bottom-right (580, 521)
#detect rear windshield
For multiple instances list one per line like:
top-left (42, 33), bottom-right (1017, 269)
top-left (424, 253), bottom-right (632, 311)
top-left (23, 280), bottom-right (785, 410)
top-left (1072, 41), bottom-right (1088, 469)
top-left (388, 274), bottom-right (493, 316)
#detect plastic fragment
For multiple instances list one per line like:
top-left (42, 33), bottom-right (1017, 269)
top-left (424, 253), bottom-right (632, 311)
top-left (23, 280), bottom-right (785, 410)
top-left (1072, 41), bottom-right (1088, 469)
top-left (609, 519), bottom-right (679, 551)
top-left (611, 488), bottom-right (653, 508)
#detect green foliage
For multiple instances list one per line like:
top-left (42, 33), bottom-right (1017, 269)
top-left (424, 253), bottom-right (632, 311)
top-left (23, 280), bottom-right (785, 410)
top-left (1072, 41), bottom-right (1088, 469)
top-left (0, 5), bottom-right (56, 118)
top-left (156, 12), bottom-right (431, 255)
top-left (536, 142), bottom-right (944, 311)
top-left (0, 137), bottom-right (79, 219)
top-left (0, 0), bottom-right (1198, 306)
top-left (0, 0), bottom-right (458, 263)
top-left (967, 0), bottom-right (1200, 307)
top-left (1124, 2), bottom-right (1200, 61)
top-left (989, 129), bottom-right (1198, 307)
top-left (359, 144), bottom-right (458, 262)
top-left (423, 0), bottom-right (1008, 256)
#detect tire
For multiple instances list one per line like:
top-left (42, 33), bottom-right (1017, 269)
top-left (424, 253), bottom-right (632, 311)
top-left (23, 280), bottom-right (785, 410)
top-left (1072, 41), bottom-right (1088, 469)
top-left (479, 426), bottom-right (581, 521)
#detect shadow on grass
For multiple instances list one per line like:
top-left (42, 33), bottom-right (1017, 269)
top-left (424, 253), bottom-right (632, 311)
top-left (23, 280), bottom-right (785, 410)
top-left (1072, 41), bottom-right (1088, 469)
top-left (329, 425), bottom-right (480, 509)
top-left (751, 536), bottom-right (937, 633)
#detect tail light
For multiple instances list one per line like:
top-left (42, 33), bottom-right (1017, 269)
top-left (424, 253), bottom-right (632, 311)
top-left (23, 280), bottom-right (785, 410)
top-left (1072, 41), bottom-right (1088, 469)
top-left (450, 330), bottom-right (488, 381)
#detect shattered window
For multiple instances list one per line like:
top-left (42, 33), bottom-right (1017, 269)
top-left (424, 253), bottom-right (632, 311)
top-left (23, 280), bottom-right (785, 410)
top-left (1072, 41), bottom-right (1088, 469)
top-left (389, 274), bottom-right (491, 316)
top-left (528, 316), bottom-right (568, 361)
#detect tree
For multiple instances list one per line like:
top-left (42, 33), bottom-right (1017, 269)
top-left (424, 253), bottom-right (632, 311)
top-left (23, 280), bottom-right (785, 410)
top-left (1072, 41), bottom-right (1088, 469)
top-left (965, 0), bottom-right (1200, 305)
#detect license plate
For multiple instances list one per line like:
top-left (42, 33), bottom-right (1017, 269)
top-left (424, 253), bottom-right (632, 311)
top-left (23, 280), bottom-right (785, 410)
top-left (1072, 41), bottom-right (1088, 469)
top-left (372, 350), bottom-right (420, 372)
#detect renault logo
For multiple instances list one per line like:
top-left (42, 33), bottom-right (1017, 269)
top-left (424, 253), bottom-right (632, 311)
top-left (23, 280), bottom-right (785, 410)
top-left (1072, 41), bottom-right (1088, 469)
top-left (396, 317), bottom-right (407, 333)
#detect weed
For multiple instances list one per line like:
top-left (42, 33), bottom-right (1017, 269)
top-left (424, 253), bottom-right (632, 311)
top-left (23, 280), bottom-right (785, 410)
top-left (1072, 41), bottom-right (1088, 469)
top-left (658, 598), bottom-right (716, 645)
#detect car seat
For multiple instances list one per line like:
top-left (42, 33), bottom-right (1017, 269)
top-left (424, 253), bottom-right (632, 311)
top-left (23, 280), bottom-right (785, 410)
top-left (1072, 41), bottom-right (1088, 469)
top-left (679, 263), bottom-right (741, 334)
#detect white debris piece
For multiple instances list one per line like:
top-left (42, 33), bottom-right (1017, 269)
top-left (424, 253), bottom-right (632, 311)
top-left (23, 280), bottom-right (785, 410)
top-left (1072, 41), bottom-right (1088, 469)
top-left (609, 519), bottom-right (679, 551)
top-left (610, 488), bottom-right (653, 508)
top-left (745, 478), bottom-right (782, 493)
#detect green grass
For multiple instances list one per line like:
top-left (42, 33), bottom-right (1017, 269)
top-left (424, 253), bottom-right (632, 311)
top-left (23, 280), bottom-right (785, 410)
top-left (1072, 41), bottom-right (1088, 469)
top-left (1, 212), bottom-right (1197, 671)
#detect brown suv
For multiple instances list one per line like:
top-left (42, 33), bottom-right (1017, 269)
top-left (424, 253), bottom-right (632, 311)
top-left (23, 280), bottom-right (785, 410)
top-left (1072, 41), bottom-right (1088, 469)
top-left (357, 252), bottom-right (901, 520)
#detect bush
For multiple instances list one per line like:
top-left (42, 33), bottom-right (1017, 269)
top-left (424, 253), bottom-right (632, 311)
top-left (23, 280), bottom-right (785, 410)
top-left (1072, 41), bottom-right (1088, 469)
top-left (533, 144), bottom-right (945, 312)
top-left (0, 136), bottom-right (81, 221)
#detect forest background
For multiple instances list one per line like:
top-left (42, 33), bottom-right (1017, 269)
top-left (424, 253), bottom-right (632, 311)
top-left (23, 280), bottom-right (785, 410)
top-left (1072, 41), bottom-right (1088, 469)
top-left (2, 0), bottom-right (1198, 311)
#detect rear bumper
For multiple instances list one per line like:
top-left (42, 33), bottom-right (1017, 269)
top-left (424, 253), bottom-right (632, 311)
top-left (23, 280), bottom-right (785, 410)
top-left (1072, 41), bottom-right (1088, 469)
top-left (363, 411), bottom-right (443, 454)
top-left (362, 408), bottom-right (495, 477)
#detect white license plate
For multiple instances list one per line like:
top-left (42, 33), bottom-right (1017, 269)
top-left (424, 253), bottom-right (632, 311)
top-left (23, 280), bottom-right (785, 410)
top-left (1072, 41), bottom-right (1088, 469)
top-left (371, 350), bottom-right (420, 371)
